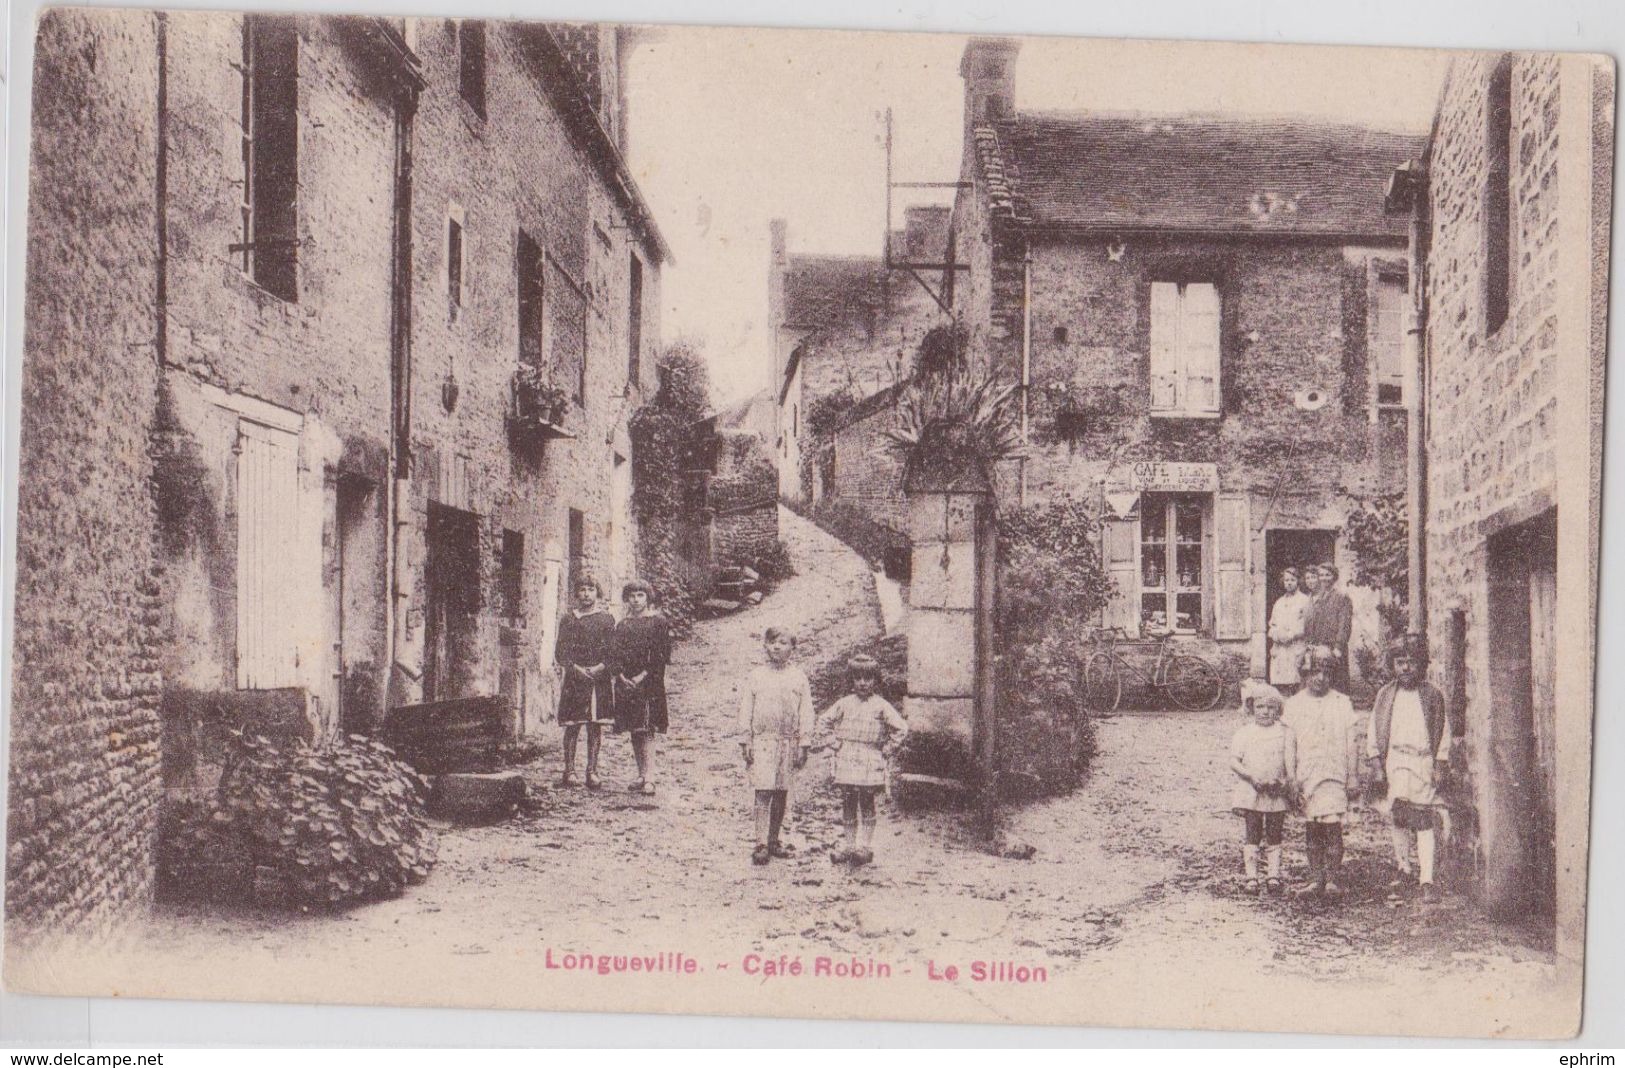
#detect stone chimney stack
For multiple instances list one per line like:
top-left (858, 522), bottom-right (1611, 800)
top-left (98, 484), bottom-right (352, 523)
top-left (768, 219), bottom-right (790, 394)
top-left (960, 37), bottom-right (1020, 140)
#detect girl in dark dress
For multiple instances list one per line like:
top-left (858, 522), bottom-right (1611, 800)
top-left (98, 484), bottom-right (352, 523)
top-left (612, 579), bottom-right (671, 796)
top-left (555, 577), bottom-right (615, 788)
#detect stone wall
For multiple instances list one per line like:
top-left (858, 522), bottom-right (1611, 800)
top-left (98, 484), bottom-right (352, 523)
top-left (6, 8), bottom-right (166, 939)
top-left (1419, 53), bottom-right (1610, 958)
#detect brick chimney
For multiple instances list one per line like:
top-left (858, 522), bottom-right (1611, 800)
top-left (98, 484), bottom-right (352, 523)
top-left (960, 37), bottom-right (1020, 138)
top-left (903, 205), bottom-right (952, 264)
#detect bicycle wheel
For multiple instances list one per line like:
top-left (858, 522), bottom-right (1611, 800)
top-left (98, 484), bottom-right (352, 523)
top-left (1082, 652), bottom-right (1122, 713)
top-left (1164, 655), bottom-right (1223, 712)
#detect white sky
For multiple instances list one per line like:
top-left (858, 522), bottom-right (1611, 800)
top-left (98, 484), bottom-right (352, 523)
top-left (623, 26), bottom-right (1451, 404)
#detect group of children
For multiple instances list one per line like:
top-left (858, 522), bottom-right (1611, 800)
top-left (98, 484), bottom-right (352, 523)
top-left (737, 629), bottom-right (909, 868)
top-left (553, 577), bottom-right (672, 795)
top-left (557, 574), bottom-right (908, 867)
top-left (1230, 633), bottom-right (1455, 904)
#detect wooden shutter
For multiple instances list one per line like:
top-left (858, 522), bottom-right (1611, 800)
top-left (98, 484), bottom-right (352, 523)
top-left (1101, 514), bottom-right (1141, 633)
top-left (1214, 493), bottom-right (1249, 639)
top-left (1148, 282), bottom-right (1179, 411)
top-left (237, 419), bottom-right (301, 688)
top-left (1181, 283), bottom-right (1221, 413)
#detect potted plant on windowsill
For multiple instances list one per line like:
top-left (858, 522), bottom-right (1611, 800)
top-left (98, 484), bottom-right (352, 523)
top-left (508, 364), bottom-right (574, 443)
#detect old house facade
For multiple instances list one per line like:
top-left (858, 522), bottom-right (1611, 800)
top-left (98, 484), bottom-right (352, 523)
top-left (7, 10), bottom-right (665, 937)
top-left (1395, 52), bottom-right (1611, 959)
top-left (950, 38), bottom-right (1424, 670)
top-left (769, 213), bottom-right (950, 505)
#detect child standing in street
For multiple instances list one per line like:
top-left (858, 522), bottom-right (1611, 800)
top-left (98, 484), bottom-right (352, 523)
top-left (1366, 633), bottom-right (1460, 905)
top-left (553, 577), bottom-right (615, 788)
top-left (819, 655), bottom-right (909, 867)
top-left (1229, 686), bottom-right (1295, 896)
top-left (738, 627), bottom-right (814, 866)
top-left (1284, 645), bottom-right (1362, 901)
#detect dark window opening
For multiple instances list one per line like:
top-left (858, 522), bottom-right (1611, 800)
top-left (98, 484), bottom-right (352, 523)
top-left (240, 14), bottom-right (299, 302)
top-left (628, 253), bottom-right (644, 384)
top-left (498, 528), bottom-right (524, 621)
top-left (447, 217), bottom-right (463, 318)
top-left (517, 230), bottom-right (544, 369)
top-left (1053, 326), bottom-right (1068, 344)
top-left (1484, 54), bottom-right (1514, 336)
top-left (458, 20), bottom-right (487, 119)
top-left (567, 509), bottom-right (586, 599)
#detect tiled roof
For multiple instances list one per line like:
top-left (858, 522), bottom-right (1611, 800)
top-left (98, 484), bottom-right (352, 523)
top-left (975, 111), bottom-right (1426, 236)
top-left (781, 255), bottom-right (894, 328)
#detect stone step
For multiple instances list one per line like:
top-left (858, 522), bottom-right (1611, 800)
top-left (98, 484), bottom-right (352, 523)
top-left (429, 771), bottom-right (527, 824)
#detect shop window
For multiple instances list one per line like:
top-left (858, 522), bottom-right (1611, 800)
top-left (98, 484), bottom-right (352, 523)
top-left (458, 20), bottom-right (487, 119)
top-left (1149, 281), bottom-right (1220, 416)
top-left (1139, 494), bottom-right (1207, 633)
top-left (239, 15), bottom-right (299, 302)
top-left (1372, 272), bottom-right (1407, 407)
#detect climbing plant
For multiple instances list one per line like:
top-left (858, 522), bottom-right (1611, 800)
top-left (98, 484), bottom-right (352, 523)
top-left (1345, 490), bottom-right (1410, 634)
top-left (628, 340), bottom-right (715, 632)
top-left (994, 496), bottom-right (1111, 796)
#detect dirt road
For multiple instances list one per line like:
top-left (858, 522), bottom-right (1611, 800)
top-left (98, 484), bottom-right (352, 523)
top-left (39, 507), bottom-right (1566, 1036)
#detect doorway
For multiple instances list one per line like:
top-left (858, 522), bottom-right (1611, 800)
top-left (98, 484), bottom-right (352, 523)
top-left (1486, 507), bottom-right (1557, 922)
top-left (424, 502), bottom-right (482, 702)
top-left (1263, 528), bottom-right (1337, 613)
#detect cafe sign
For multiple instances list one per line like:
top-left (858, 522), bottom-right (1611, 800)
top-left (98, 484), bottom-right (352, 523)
top-left (1124, 461), bottom-right (1219, 493)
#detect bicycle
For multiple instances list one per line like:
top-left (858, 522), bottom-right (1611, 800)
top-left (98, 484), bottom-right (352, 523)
top-left (1080, 626), bottom-right (1224, 713)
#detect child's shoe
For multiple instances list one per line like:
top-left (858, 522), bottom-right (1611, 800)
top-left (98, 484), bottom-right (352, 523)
top-left (852, 848), bottom-right (874, 866)
top-left (1323, 880), bottom-right (1345, 902)
top-left (1243, 878), bottom-right (1261, 896)
top-left (829, 848), bottom-right (851, 864)
top-left (769, 841), bottom-right (796, 859)
top-left (1265, 878), bottom-right (1284, 896)
top-left (751, 845), bottom-right (771, 866)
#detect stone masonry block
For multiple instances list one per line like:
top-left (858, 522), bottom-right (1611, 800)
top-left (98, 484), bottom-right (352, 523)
top-left (907, 608), bottom-right (976, 697)
top-left (909, 539), bottom-right (977, 611)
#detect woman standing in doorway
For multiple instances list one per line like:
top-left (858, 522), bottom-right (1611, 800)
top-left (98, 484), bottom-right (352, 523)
top-left (1267, 567), bottom-right (1312, 695)
top-left (612, 579), bottom-right (671, 796)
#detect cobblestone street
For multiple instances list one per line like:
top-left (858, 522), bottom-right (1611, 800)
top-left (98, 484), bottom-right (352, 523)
top-left (48, 508), bottom-right (1562, 1035)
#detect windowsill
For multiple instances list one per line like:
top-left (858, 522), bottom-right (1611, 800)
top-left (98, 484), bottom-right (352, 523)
top-left (1150, 409), bottom-right (1220, 421)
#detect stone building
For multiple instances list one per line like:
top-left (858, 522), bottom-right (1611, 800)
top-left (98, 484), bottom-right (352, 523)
top-left (1391, 52), bottom-right (1611, 960)
top-left (768, 213), bottom-right (951, 504)
top-left (7, 11), bottom-right (666, 937)
top-left (7, 9), bottom-right (168, 940)
top-left (945, 37), bottom-right (1424, 670)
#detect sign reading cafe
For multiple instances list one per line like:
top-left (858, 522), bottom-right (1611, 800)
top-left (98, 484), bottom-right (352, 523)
top-left (1121, 462), bottom-right (1220, 494)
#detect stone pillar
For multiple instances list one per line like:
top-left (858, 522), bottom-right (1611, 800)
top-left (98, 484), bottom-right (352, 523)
top-left (905, 485), bottom-right (990, 776)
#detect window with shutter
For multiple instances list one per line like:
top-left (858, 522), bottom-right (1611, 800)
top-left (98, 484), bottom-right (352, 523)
top-left (236, 419), bottom-right (301, 688)
top-left (1372, 273), bottom-right (1407, 407)
top-left (1149, 281), bottom-right (1222, 416)
top-left (1214, 493), bottom-right (1250, 639)
top-left (1101, 515), bottom-right (1141, 633)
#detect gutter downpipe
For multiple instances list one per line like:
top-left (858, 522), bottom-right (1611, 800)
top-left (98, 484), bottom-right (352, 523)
top-left (1405, 180), bottom-right (1429, 632)
top-left (387, 70), bottom-right (419, 711)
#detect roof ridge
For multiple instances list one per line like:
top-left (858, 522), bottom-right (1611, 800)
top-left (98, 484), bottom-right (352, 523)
top-left (1007, 107), bottom-right (1431, 140)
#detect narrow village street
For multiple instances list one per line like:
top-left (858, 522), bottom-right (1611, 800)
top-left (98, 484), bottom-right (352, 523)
top-left (90, 508), bottom-right (1563, 1035)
